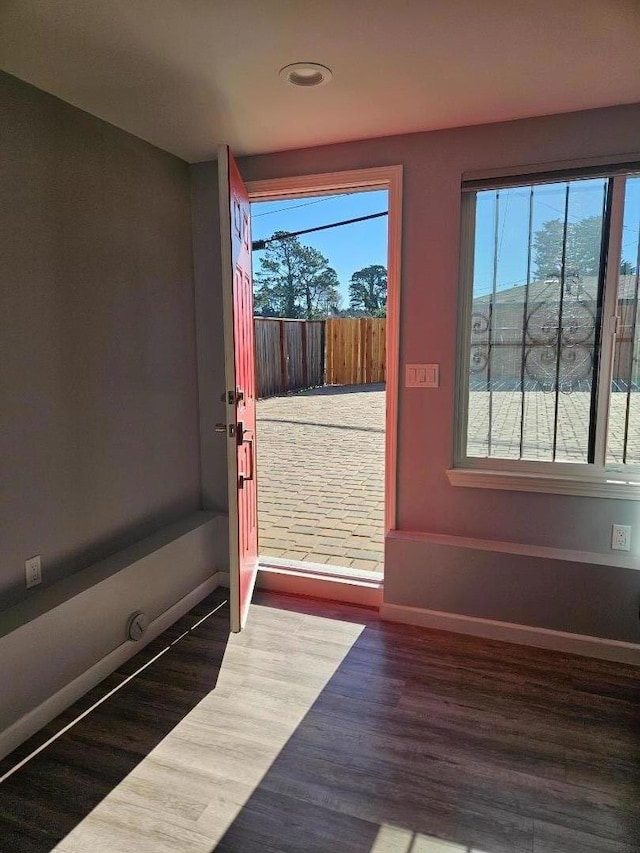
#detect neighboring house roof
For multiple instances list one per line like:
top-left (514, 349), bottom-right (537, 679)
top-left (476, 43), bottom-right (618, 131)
top-left (473, 275), bottom-right (638, 306)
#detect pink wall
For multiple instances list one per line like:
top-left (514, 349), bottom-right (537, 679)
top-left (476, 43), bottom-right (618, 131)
top-left (237, 104), bottom-right (640, 640)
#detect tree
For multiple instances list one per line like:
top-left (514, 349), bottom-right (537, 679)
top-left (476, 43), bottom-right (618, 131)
top-left (253, 232), bottom-right (341, 319)
top-left (348, 264), bottom-right (387, 316)
top-left (532, 215), bottom-right (637, 280)
top-left (532, 216), bottom-right (604, 280)
top-left (532, 219), bottom-right (564, 280)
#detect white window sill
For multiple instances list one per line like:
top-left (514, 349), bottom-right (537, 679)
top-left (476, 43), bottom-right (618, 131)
top-left (446, 468), bottom-right (640, 500)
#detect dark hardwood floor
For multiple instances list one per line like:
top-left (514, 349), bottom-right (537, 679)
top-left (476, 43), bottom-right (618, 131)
top-left (1, 589), bottom-right (639, 852)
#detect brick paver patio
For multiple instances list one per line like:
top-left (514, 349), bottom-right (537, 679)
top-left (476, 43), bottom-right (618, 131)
top-left (256, 383), bottom-right (638, 576)
top-left (257, 384), bottom-right (385, 574)
top-left (468, 390), bottom-right (639, 461)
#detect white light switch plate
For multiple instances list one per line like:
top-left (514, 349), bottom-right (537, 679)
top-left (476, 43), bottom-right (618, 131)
top-left (406, 363), bottom-right (439, 388)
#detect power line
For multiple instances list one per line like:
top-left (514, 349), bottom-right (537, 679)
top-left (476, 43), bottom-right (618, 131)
top-left (252, 211), bottom-right (388, 251)
top-left (251, 193), bottom-right (355, 218)
top-left (499, 186), bottom-right (639, 236)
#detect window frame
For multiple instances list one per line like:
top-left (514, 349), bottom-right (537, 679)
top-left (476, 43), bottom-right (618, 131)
top-left (449, 170), bottom-right (640, 500)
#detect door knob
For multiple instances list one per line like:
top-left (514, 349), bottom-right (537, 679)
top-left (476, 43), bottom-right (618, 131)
top-left (215, 423), bottom-right (227, 433)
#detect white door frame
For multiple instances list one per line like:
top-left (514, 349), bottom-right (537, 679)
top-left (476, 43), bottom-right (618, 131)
top-left (246, 165), bottom-right (403, 537)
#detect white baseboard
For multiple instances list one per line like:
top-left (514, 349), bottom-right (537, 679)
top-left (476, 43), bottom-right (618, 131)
top-left (0, 573), bottom-right (222, 764)
top-left (380, 602), bottom-right (640, 665)
top-left (258, 564), bottom-right (383, 608)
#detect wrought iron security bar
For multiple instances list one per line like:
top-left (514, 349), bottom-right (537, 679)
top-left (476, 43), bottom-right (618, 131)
top-left (463, 173), bottom-right (640, 468)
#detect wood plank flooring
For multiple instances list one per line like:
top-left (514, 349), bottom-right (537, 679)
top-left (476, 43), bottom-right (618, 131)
top-left (1, 590), bottom-right (639, 852)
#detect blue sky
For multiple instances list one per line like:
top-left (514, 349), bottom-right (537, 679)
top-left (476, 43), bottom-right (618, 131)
top-left (251, 189), bottom-right (388, 306)
top-left (621, 176), bottom-right (640, 271)
top-left (474, 178), bottom-right (607, 295)
top-left (473, 177), bottom-right (640, 296)
top-left (249, 178), bottom-right (639, 308)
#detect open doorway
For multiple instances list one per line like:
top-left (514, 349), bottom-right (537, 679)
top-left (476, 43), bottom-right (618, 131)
top-left (246, 167), bottom-right (402, 581)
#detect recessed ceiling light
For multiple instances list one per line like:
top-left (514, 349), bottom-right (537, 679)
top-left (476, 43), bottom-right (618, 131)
top-left (279, 62), bottom-right (333, 88)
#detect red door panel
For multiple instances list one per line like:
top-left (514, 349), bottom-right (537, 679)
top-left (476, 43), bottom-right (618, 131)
top-left (219, 146), bottom-right (258, 632)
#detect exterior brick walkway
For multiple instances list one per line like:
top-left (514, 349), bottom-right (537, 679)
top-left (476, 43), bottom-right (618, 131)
top-left (256, 384), bottom-right (637, 576)
top-left (257, 384), bottom-right (385, 574)
top-left (468, 390), bottom-right (639, 462)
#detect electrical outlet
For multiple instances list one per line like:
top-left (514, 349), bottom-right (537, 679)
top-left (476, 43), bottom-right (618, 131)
top-left (25, 555), bottom-right (42, 588)
top-left (611, 525), bottom-right (631, 552)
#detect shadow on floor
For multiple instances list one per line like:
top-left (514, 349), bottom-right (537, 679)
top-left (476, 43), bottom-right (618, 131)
top-left (258, 417), bottom-right (384, 434)
top-left (3, 590), bottom-right (640, 853)
top-left (213, 593), bottom-right (640, 853)
top-left (0, 590), bottom-right (230, 853)
top-left (282, 382), bottom-right (385, 398)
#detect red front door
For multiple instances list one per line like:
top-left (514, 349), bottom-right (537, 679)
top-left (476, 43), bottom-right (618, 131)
top-left (218, 145), bottom-right (258, 632)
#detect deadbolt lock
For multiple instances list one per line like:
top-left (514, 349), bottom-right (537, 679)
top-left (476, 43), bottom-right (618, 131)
top-left (223, 389), bottom-right (245, 405)
top-left (215, 423), bottom-right (236, 437)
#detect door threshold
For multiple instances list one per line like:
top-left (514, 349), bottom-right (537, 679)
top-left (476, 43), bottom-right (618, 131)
top-left (258, 557), bottom-right (383, 608)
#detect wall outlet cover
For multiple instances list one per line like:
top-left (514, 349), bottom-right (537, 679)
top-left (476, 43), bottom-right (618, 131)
top-left (611, 524), bottom-right (631, 552)
top-left (25, 555), bottom-right (42, 588)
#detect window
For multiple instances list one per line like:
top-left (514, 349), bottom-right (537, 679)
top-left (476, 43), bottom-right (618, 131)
top-left (451, 170), bottom-right (640, 498)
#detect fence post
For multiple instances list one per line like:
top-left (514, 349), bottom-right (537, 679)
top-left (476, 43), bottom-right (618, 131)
top-left (301, 321), bottom-right (308, 388)
top-left (360, 317), bottom-right (367, 384)
top-left (314, 320), bottom-right (327, 385)
top-left (278, 320), bottom-right (288, 393)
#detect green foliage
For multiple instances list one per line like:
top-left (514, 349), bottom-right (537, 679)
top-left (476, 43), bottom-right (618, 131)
top-left (533, 216), bottom-right (637, 280)
top-left (532, 216), bottom-right (604, 280)
top-left (348, 264), bottom-right (387, 316)
top-left (254, 232), bottom-right (341, 319)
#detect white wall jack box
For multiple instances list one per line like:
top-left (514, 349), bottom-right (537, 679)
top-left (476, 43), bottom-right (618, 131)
top-left (611, 525), bottom-right (631, 552)
top-left (25, 555), bottom-right (42, 588)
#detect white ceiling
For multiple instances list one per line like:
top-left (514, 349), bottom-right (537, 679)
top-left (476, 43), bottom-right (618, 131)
top-left (1, 0), bottom-right (639, 163)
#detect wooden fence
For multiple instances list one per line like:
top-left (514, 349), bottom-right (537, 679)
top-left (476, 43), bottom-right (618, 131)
top-left (326, 317), bottom-right (386, 386)
top-left (254, 316), bottom-right (386, 398)
top-left (255, 318), bottom-right (325, 397)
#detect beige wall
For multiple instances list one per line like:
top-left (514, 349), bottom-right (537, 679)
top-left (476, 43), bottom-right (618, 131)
top-left (237, 104), bottom-right (640, 642)
top-left (0, 71), bottom-right (201, 609)
top-left (190, 161), bottom-right (230, 514)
